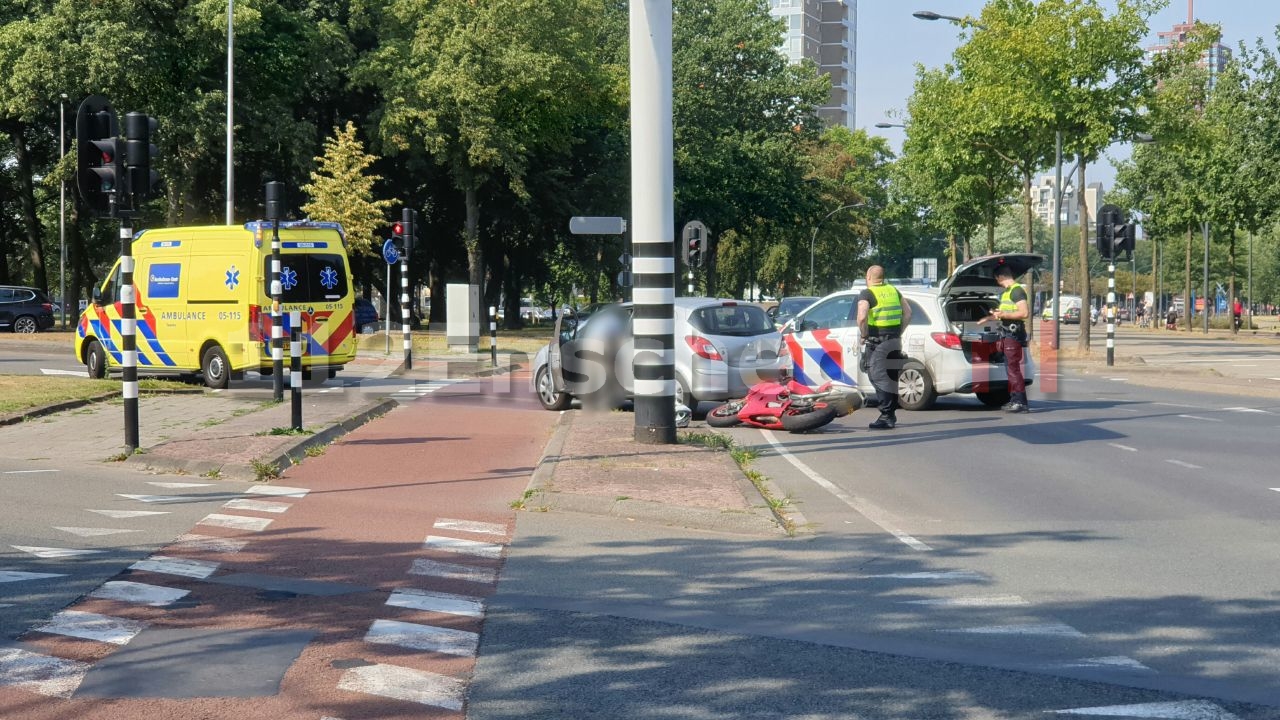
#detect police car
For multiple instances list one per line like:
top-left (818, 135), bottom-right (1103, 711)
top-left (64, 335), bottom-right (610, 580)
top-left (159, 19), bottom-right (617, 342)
top-left (781, 253), bottom-right (1045, 410)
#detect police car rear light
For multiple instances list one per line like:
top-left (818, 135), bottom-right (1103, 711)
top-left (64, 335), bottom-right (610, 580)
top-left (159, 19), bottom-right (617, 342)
top-left (685, 335), bottom-right (723, 361)
top-left (931, 331), bottom-right (963, 350)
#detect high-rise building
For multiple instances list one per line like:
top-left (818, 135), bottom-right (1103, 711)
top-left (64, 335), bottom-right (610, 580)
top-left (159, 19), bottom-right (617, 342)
top-left (1029, 176), bottom-right (1104, 228)
top-left (768, 0), bottom-right (855, 129)
top-left (1146, 0), bottom-right (1231, 90)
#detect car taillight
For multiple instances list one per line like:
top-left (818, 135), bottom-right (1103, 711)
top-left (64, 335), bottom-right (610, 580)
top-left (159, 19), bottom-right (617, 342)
top-left (685, 335), bottom-right (723, 361)
top-left (41, 303), bottom-right (53, 313)
top-left (248, 305), bottom-right (262, 342)
top-left (931, 331), bottom-right (963, 350)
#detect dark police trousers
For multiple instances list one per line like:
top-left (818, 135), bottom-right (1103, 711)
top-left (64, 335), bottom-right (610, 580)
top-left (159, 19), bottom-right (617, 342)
top-left (865, 335), bottom-right (903, 415)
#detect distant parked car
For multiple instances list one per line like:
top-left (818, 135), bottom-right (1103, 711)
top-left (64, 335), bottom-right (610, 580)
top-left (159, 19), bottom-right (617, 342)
top-left (0, 285), bottom-right (55, 333)
top-left (353, 298), bottom-right (379, 333)
top-left (767, 296), bottom-right (819, 330)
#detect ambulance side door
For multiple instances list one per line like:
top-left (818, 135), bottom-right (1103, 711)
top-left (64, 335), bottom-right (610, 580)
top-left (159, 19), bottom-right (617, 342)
top-left (136, 244), bottom-right (189, 369)
top-left (783, 293), bottom-right (861, 387)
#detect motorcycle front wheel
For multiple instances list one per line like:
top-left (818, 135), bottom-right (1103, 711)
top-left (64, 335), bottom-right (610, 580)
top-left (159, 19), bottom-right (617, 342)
top-left (780, 405), bottom-right (837, 433)
top-left (706, 403), bottom-right (744, 427)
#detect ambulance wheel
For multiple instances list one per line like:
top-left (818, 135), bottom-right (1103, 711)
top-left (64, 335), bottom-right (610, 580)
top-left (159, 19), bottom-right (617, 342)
top-left (301, 369), bottom-right (328, 388)
top-left (201, 345), bottom-right (231, 389)
top-left (85, 341), bottom-right (107, 379)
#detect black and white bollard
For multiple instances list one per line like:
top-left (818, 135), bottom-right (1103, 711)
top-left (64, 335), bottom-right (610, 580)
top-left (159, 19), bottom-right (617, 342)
top-left (401, 258), bottom-right (412, 370)
top-left (1106, 261), bottom-right (1116, 366)
top-left (120, 223), bottom-right (139, 451)
top-left (290, 310), bottom-right (302, 431)
top-left (489, 305), bottom-right (498, 367)
top-left (270, 220), bottom-right (284, 401)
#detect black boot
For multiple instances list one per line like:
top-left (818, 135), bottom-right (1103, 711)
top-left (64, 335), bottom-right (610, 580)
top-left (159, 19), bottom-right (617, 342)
top-left (868, 413), bottom-right (896, 430)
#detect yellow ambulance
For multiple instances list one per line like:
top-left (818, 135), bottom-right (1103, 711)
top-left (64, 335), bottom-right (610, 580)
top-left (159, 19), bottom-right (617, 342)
top-left (75, 220), bottom-right (357, 388)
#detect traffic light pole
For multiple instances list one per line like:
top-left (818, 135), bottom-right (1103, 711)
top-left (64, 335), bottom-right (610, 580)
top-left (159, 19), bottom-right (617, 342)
top-left (119, 218), bottom-right (140, 452)
top-left (401, 257), bottom-right (412, 370)
top-left (271, 219), bottom-right (284, 402)
top-left (1106, 261), bottom-right (1116, 367)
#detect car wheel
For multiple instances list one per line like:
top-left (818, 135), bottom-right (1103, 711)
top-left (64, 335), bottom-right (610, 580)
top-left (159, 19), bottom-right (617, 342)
top-left (976, 389), bottom-right (1011, 408)
top-left (897, 361), bottom-right (937, 411)
top-left (201, 345), bottom-right (231, 390)
top-left (85, 340), bottom-right (107, 379)
top-left (12, 315), bottom-right (37, 334)
top-left (675, 376), bottom-right (696, 410)
top-left (536, 366), bottom-right (571, 411)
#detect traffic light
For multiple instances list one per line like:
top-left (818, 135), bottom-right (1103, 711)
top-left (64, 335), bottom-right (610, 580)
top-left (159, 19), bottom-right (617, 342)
top-left (124, 112), bottom-right (160, 207)
top-left (683, 223), bottom-right (705, 268)
top-left (76, 95), bottom-right (121, 217)
top-left (1115, 222), bottom-right (1135, 259)
top-left (1096, 204), bottom-right (1125, 260)
top-left (401, 208), bottom-right (414, 257)
top-left (264, 181), bottom-right (284, 222)
top-left (391, 219), bottom-right (406, 254)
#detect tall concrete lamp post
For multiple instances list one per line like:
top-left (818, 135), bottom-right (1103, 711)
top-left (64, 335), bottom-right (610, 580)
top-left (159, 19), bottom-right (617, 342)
top-left (59, 93), bottom-right (67, 328)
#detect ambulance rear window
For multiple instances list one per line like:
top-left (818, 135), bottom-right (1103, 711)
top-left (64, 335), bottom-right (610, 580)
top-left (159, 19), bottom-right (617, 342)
top-left (264, 254), bottom-right (348, 303)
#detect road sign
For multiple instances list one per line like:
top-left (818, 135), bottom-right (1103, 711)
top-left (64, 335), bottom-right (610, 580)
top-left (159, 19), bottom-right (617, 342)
top-left (617, 270), bottom-right (632, 287)
top-left (618, 252), bottom-right (632, 266)
top-left (570, 216), bottom-right (627, 235)
top-left (382, 238), bottom-right (400, 265)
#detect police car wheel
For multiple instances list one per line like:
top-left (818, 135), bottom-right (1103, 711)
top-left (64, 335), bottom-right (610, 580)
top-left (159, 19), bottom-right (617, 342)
top-left (896, 361), bottom-right (936, 411)
top-left (86, 341), bottom-right (107, 379)
top-left (201, 346), bottom-right (231, 390)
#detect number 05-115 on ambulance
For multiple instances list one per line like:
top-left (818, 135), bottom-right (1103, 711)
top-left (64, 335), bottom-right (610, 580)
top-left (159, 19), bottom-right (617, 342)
top-left (75, 221), bottom-right (358, 389)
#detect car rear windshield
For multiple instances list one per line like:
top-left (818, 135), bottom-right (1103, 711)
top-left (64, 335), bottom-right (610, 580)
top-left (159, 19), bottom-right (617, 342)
top-left (688, 304), bottom-right (774, 336)
top-left (263, 254), bottom-right (348, 303)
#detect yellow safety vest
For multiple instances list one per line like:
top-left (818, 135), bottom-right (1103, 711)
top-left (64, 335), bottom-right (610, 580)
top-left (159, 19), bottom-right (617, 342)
top-left (867, 284), bottom-right (903, 329)
top-left (999, 282), bottom-right (1025, 316)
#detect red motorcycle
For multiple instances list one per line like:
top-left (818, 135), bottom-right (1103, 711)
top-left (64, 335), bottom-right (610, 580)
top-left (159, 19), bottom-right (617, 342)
top-left (706, 378), bottom-right (862, 433)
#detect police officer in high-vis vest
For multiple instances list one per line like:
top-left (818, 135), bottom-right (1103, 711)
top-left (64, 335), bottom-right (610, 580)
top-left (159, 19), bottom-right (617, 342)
top-left (857, 265), bottom-right (911, 429)
top-left (980, 264), bottom-right (1030, 413)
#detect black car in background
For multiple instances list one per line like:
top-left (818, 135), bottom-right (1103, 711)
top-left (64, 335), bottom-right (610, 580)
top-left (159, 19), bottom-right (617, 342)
top-left (353, 297), bottom-right (380, 333)
top-left (0, 286), bottom-right (55, 333)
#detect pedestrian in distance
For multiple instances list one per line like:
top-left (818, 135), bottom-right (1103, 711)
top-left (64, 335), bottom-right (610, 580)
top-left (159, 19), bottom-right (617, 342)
top-left (978, 264), bottom-right (1031, 413)
top-left (1233, 297), bottom-right (1243, 331)
top-left (857, 265), bottom-right (911, 430)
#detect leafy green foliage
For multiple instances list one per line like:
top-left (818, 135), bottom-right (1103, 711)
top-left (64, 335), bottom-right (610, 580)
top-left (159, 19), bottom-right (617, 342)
top-left (300, 122), bottom-right (397, 257)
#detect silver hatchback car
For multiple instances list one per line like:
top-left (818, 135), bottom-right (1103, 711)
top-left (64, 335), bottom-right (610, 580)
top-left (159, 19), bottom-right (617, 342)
top-left (532, 297), bottom-right (788, 411)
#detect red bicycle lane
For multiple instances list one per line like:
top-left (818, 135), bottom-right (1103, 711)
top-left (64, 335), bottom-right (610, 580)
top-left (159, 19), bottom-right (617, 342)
top-left (0, 373), bottom-right (557, 720)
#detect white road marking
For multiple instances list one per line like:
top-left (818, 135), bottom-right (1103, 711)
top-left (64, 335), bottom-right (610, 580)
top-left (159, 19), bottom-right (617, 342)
top-left (408, 558), bottom-right (498, 584)
top-left (336, 663), bottom-right (464, 711)
top-left (89, 580), bottom-right (190, 607)
top-left (867, 570), bottom-right (986, 582)
top-left (2, 469), bottom-right (59, 475)
top-left (222, 498), bottom-right (291, 514)
top-left (364, 619), bottom-right (479, 657)
top-left (53, 527), bottom-right (140, 537)
top-left (87, 509), bottom-right (171, 518)
top-left (0, 571), bottom-right (66, 583)
top-left (1166, 459), bottom-right (1203, 470)
top-left (944, 622), bottom-right (1084, 637)
top-left (1177, 414), bottom-right (1222, 422)
top-left (387, 588), bottom-right (485, 618)
top-left (117, 493), bottom-right (187, 503)
top-left (1153, 402), bottom-right (1200, 408)
top-left (198, 513), bottom-right (272, 532)
top-left (10, 545), bottom-right (104, 559)
top-left (0, 648), bottom-right (90, 698)
top-left (146, 481), bottom-right (215, 488)
top-left (39, 368), bottom-right (86, 377)
top-left (760, 429), bottom-right (932, 551)
top-left (1107, 443), bottom-right (1138, 452)
top-left (129, 555), bottom-right (220, 579)
top-left (433, 518), bottom-right (506, 536)
top-left (1223, 406), bottom-right (1270, 414)
top-left (424, 535), bottom-right (503, 559)
top-left (245, 484), bottom-right (309, 498)
top-left (1107, 377), bottom-right (1128, 382)
top-left (903, 594), bottom-right (1029, 607)
top-left (1044, 656), bottom-right (1154, 672)
top-left (1051, 700), bottom-right (1242, 718)
top-left (35, 610), bottom-right (147, 645)
top-left (172, 534), bottom-right (248, 553)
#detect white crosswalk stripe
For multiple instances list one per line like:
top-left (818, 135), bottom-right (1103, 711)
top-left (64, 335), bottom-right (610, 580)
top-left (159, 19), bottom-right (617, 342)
top-left (172, 534), bottom-right (248, 553)
top-left (336, 663), bottom-right (464, 710)
top-left (129, 555), bottom-right (220, 579)
top-left (386, 588), bottom-right (485, 618)
top-left (364, 619), bottom-right (479, 657)
top-left (408, 558), bottom-right (498, 584)
top-left (198, 513), bottom-right (272, 532)
top-left (34, 610), bottom-right (147, 645)
top-left (423, 535), bottom-right (503, 559)
top-left (89, 580), bottom-right (190, 607)
top-left (244, 484), bottom-right (309, 498)
top-left (0, 648), bottom-right (90, 698)
top-left (10, 545), bottom-right (104, 559)
top-left (222, 498), bottom-right (292, 514)
top-left (433, 518), bottom-right (506, 536)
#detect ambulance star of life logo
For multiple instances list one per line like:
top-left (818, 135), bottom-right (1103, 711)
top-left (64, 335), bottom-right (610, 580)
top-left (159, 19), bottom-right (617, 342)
top-left (319, 266), bottom-right (339, 290)
top-left (225, 266), bottom-right (239, 290)
top-left (281, 267), bottom-right (298, 291)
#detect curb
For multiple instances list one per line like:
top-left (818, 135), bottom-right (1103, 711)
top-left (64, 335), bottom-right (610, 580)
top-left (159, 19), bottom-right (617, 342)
top-left (739, 458), bottom-right (814, 538)
top-left (519, 413), bottom-right (784, 537)
top-left (0, 392), bottom-right (119, 427)
top-left (127, 398), bottom-right (400, 481)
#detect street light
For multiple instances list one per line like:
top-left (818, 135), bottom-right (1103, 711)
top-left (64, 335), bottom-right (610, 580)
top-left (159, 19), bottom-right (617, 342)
top-left (810, 202), bottom-right (866, 295)
top-left (875, 122), bottom-right (905, 129)
top-left (913, 10), bottom-right (986, 29)
top-left (226, 0), bottom-right (235, 225)
top-left (59, 92), bottom-right (67, 329)
top-left (1049, 130), bottom-right (1083, 351)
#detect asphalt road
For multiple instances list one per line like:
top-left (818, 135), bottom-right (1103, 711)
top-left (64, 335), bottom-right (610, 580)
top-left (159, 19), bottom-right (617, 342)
top-left (731, 364), bottom-right (1280, 711)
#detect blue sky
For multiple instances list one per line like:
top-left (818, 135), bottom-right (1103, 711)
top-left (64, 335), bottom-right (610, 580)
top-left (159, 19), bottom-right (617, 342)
top-left (858, 0), bottom-right (1280, 191)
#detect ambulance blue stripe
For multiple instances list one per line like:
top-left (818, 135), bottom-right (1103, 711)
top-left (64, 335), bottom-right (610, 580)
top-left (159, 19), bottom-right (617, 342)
top-left (806, 347), bottom-right (854, 386)
top-left (92, 318), bottom-right (122, 362)
top-left (136, 320), bottom-right (176, 366)
top-left (306, 335), bottom-right (327, 356)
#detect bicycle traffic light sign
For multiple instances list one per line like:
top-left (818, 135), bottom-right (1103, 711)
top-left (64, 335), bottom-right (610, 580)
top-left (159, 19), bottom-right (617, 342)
top-left (682, 221), bottom-right (707, 268)
top-left (76, 95), bottom-right (121, 217)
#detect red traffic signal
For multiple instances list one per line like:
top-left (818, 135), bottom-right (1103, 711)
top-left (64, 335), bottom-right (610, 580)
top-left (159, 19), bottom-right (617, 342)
top-left (392, 222), bottom-right (404, 236)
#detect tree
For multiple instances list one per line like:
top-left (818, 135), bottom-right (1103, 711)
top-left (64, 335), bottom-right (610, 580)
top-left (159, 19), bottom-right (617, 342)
top-left (301, 121), bottom-right (397, 259)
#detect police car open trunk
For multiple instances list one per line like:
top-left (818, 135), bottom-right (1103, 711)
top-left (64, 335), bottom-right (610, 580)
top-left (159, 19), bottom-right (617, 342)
top-left (937, 253), bottom-right (1045, 364)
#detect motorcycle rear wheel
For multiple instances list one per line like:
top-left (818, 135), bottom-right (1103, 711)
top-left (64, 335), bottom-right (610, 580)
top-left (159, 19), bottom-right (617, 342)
top-left (780, 405), bottom-right (837, 433)
top-left (706, 403), bottom-right (744, 427)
